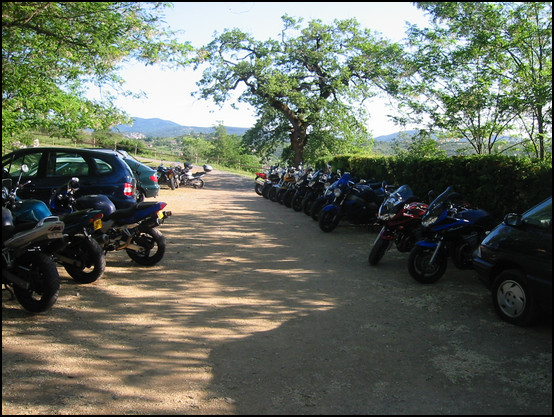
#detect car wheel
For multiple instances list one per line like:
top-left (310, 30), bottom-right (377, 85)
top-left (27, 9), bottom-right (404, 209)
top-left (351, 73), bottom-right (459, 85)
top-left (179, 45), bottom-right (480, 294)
top-left (491, 269), bottom-right (540, 326)
top-left (135, 188), bottom-right (145, 203)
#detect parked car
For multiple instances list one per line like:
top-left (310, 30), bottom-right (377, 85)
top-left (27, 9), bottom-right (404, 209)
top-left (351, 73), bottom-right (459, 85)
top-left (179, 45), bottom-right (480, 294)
top-left (2, 147), bottom-right (137, 208)
top-left (114, 150), bottom-right (159, 202)
top-left (473, 196), bottom-right (552, 326)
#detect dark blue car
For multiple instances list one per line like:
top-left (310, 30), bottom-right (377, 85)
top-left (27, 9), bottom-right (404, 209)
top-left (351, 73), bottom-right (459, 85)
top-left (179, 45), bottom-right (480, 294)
top-left (473, 196), bottom-right (552, 326)
top-left (2, 147), bottom-right (137, 208)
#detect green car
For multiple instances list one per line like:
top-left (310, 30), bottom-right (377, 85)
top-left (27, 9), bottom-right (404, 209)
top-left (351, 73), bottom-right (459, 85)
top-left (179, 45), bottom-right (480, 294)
top-left (116, 150), bottom-right (160, 202)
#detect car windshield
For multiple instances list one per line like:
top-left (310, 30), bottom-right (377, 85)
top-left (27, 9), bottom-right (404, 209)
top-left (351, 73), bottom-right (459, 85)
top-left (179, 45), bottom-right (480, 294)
top-left (522, 197), bottom-right (552, 230)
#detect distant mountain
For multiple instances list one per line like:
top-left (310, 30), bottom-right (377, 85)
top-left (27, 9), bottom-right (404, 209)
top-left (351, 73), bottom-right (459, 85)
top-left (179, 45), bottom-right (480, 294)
top-left (113, 117), bottom-right (419, 142)
top-left (113, 117), bottom-right (250, 138)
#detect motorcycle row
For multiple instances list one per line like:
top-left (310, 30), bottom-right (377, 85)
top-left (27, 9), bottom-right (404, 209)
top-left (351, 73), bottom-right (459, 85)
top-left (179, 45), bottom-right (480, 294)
top-left (2, 164), bottom-right (172, 313)
top-left (254, 163), bottom-right (498, 283)
top-left (157, 162), bottom-right (213, 190)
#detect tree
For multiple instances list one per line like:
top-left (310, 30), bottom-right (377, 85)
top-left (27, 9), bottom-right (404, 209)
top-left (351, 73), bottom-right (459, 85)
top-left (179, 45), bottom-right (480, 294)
top-left (2, 2), bottom-right (192, 149)
top-left (193, 15), bottom-right (405, 166)
top-left (397, 2), bottom-right (552, 159)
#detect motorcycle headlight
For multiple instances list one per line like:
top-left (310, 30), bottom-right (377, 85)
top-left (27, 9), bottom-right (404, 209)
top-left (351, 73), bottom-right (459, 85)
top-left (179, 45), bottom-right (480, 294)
top-left (379, 212), bottom-right (394, 221)
top-left (421, 215), bottom-right (439, 228)
top-left (333, 188), bottom-right (342, 198)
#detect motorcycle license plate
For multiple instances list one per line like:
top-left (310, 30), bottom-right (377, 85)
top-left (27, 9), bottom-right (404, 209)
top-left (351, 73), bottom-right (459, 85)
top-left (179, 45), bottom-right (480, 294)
top-left (157, 211), bottom-right (164, 219)
top-left (93, 218), bottom-right (102, 231)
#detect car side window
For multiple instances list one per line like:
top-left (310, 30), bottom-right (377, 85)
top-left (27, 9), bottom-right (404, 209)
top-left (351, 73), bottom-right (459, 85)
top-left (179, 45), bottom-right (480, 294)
top-left (94, 157), bottom-right (113, 175)
top-left (4, 153), bottom-right (42, 179)
top-left (522, 199), bottom-right (552, 231)
top-left (46, 152), bottom-right (89, 177)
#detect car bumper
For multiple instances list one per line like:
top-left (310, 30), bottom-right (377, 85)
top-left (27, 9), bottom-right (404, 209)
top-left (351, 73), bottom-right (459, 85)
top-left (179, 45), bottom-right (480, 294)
top-left (472, 253), bottom-right (495, 288)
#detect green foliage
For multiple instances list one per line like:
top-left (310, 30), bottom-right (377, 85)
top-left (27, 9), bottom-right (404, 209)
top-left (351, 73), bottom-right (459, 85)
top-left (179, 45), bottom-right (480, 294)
top-left (323, 153), bottom-right (552, 220)
top-left (2, 2), bottom-right (192, 148)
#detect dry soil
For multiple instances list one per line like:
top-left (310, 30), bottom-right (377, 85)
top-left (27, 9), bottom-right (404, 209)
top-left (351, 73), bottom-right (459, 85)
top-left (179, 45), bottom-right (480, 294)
top-left (2, 169), bottom-right (552, 415)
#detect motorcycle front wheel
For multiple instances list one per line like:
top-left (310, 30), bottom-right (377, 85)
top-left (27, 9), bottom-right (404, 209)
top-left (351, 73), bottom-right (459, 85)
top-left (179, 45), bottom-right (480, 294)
top-left (254, 182), bottom-right (264, 196)
top-left (291, 191), bottom-right (304, 211)
top-left (12, 252), bottom-right (60, 313)
top-left (319, 209), bottom-right (341, 232)
top-left (62, 237), bottom-right (106, 283)
top-left (126, 227), bottom-right (166, 266)
top-left (368, 235), bottom-right (392, 266)
top-left (407, 246), bottom-right (447, 284)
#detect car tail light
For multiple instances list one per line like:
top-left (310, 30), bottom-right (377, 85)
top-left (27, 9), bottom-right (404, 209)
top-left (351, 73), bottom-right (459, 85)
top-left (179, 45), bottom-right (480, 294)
top-left (149, 175), bottom-right (158, 183)
top-left (124, 182), bottom-right (134, 196)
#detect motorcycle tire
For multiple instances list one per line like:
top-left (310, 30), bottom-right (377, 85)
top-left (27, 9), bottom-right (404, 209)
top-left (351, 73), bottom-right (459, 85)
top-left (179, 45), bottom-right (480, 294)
top-left (283, 188), bottom-right (295, 208)
top-left (368, 236), bottom-right (391, 266)
top-left (491, 269), bottom-right (540, 327)
top-left (319, 209), bottom-right (340, 232)
top-left (291, 191), bottom-right (304, 211)
top-left (12, 252), bottom-right (60, 313)
top-left (169, 177), bottom-right (176, 190)
top-left (62, 237), bottom-right (106, 284)
top-left (268, 186), bottom-right (279, 202)
top-left (126, 227), bottom-right (166, 266)
top-left (407, 246), bottom-right (447, 284)
top-left (262, 183), bottom-right (272, 199)
top-left (254, 182), bottom-right (264, 196)
top-left (302, 193), bottom-right (316, 216)
top-left (310, 197), bottom-right (327, 221)
top-left (193, 178), bottom-right (204, 189)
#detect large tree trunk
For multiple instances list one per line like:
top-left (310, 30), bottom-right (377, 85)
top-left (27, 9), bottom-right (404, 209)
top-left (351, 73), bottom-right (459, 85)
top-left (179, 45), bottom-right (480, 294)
top-left (289, 120), bottom-right (307, 167)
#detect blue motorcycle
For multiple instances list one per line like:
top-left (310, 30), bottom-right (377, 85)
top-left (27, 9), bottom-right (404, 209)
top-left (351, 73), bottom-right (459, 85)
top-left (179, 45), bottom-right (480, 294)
top-left (407, 186), bottom-right (498, 284)
top-left (318, 174), bottom-right (386, 233)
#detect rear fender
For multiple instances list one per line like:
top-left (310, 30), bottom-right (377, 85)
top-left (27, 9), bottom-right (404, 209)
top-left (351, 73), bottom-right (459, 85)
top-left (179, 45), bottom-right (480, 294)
top-left (321, 204), bottom-right (339, 215)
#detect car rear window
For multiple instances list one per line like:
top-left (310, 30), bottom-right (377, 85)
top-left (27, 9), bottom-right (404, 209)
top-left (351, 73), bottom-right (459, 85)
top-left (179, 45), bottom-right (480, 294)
top-left (46, 153), bottom-right (89, 177)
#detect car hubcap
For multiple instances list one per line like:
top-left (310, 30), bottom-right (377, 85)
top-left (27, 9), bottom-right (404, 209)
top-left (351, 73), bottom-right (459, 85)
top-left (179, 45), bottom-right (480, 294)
top-left (497, 280), bottom-right (526, 318)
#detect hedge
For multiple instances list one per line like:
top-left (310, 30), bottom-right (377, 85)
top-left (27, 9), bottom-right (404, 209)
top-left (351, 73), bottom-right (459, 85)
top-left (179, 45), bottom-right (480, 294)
top-left (317, 154), bottom-right (552, 221)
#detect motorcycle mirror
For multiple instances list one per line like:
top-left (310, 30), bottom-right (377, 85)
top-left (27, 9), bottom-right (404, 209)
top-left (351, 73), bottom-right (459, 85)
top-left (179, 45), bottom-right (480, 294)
top-left (21, 164), bottom-right (29, 173)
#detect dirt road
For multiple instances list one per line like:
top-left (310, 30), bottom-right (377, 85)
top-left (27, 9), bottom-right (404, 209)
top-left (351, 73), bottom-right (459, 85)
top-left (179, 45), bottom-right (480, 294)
top-left (2, 169), bottom-right (552, 415)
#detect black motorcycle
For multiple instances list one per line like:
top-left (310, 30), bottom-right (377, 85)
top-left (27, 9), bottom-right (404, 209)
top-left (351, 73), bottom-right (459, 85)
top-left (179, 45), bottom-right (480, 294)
top-left (178, 163), bottom-right (213, 188)
top-left (318, 174), bottom-right (386, 232)
top-left (157, 164), bottom-right (178, 190)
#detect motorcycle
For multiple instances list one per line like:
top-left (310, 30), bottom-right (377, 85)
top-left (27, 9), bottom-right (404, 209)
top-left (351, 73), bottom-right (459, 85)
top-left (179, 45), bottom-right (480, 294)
top-left (2, 206), bottom-right (64, 313)
top-left (407, 186), bottom-right (498, 284)
top-left (281, 166), bottom-right (312, 208)
top-left (318, 175), bottom-right (386, 233)
top-left (55, 179), bottom-right (172, 266)
top-left (368, 185), bottom-right (429, 266)
top-left (4, 167), bottom-right (107, 284)
top-left (290, 168), bottom-right (321, 212)
top-left (255, 164), bottom-right (280, 196)
top-left (178, 163), bottom-right (213, 189)
top-left (157, 164), bottom-right (178, 190)
top-left (302, 169), bottom-right (339, 217)
top-left (268, 166), bottom-right (296, 203)
top-left (261, 165), bottom-right (285, 199)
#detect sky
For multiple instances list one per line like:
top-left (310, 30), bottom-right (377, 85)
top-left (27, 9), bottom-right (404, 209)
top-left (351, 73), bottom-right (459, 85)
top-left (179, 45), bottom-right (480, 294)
top-left (89, 2), bottom-right (432, 137)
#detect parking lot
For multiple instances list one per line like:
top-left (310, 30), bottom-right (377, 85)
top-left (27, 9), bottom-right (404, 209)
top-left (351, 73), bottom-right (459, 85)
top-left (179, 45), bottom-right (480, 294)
top-left (2, 169), bottom-right (552, 415)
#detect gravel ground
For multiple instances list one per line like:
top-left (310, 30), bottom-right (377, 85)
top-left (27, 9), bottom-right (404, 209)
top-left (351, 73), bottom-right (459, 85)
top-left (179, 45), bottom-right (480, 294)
top-left (2, 169), bottom-right (552, 415)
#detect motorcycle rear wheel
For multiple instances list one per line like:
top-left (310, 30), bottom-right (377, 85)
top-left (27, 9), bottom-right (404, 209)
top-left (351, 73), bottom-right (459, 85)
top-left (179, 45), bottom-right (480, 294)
top-left (12, 252), bottom-right (60, 313)
top-left (126, 227), bottom-right (166, 266)
top-left (254, 182), bottom-right (264, 196)
top-left (408, 246), bottom-right (447, 284)
top-left (193, 178), bottom-right (204, 189)
top-left (62, 237), bottom-right (106, 284)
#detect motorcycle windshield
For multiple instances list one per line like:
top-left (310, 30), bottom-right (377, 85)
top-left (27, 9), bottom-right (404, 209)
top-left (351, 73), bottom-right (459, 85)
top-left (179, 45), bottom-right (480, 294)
top-left (422, 186), bottom-right (456, 223)
top-left (378, 185), bottom-right (414, 217)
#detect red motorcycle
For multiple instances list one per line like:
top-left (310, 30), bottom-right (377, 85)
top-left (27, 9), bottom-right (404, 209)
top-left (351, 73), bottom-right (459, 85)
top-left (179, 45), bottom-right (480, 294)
top-left (368, 185), bottom-right (429, 266)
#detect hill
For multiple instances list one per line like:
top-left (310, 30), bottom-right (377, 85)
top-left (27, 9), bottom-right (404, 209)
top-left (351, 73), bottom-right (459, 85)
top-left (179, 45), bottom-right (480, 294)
top-left (113, 117), bottom-right (249, 138)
